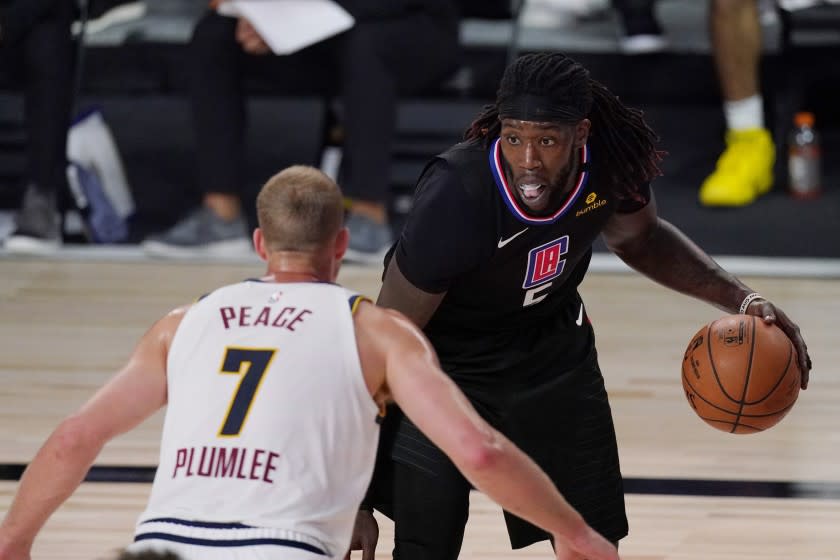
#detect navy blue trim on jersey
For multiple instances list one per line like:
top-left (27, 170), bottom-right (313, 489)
top-left (133, 532), bottom-right (327, 555)
top-left (489, 137), bottom-right (590, 225)
top-left (348, 294), bottom-right (371, 315)
top-left (141, 518), bottom-right (253, 529)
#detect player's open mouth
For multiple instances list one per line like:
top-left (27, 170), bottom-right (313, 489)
top-left (519, 183), bottom-right (546, 201)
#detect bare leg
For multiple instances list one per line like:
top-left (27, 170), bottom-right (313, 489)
top-left (204, 193), bottom-right (242, 222)
top-left (709, 0), bottom-right (761, 103)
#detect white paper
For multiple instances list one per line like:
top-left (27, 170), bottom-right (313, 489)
top-left (217, 0), bottom-right (355, 55)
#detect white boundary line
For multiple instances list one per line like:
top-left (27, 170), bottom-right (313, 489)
top-left (1, 246), bottom-right (839, 278)
top-left (589, 253), bottom-right (840, 279)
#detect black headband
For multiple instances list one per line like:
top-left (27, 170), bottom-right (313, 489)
top-left (497, 93), bottom-right (585, 123)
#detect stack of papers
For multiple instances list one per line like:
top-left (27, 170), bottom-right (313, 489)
top-left (217, 0), bottom-right (355, 55)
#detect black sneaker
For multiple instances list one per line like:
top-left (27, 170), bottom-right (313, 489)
top-left (4, 185), bottom-right (62, 255)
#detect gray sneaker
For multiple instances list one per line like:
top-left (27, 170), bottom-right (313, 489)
top-left (4, 185), bottom-right (62, 255)
top-left (142, 207), bottom-right (251, 258)
top-left (343, 213), bottom-right (394, 265)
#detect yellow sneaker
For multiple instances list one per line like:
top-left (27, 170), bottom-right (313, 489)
top-left (699, 128), bottom-right (775, 207)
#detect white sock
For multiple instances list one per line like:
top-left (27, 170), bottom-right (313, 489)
top-left (723, 95), bottom-right (764, 131)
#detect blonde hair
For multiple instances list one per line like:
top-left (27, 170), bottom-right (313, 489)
top-left (256, 165), bottom-right (344, 252)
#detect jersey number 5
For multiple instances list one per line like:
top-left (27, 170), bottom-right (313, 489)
top-left (218, 347), bottom-right (276, 437)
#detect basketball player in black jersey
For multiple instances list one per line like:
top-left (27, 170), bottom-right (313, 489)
top-left (350, 52), bottom-right (812, 559)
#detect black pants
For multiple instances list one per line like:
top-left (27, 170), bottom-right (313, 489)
top-left (374, 350), bottom-right (628, 559)
top-left (189, 9), bottom-right (459, 205)
top-left (0, 0), bottom-right (74, 194)
top-left (611, 0), bottom-right (657, 25)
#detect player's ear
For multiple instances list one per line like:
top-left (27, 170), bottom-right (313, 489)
top-left (253, 228), bottom-right (268, 262)
top-left (335, 226), bottom-right (349, 261)
top-left (574, 118), bottom-right (591, 148)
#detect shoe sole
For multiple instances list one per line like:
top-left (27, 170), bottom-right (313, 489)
top-left (75, 2), bottom-right (148, 35)
top-left (619, 35), bottom-right (668, 54)
top-left (142, 238), bottom-right (252, 259)
top-left (4, 236), bottom-right (61, 256)
top-left (699, 170), bottom-right (774, 207)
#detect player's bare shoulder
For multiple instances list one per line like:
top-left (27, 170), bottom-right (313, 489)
top-left (354, 301), bottom-right (420, 342)
top-left (145, 304), bottom-right (192, 350)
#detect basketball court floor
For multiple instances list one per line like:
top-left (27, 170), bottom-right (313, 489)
top-left (1, 255), bottom-right (838, 559)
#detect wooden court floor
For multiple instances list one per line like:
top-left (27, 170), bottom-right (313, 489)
top-left (1, 257), bottom-right (838, 559)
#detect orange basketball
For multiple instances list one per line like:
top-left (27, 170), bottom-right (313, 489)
top-left (682, 314), bottom-right (801, 434)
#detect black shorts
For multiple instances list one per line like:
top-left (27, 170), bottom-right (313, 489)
top-left (371, 348), bottom-right (627, 553)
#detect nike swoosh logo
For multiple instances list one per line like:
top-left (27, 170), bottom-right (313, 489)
top-left (497, 228), bottom-right (528, 248)
top-left (575, 303), bottom-right (584, 326)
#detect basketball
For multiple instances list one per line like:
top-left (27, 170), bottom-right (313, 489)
top-left (681, 314), bottom-right (801, 434)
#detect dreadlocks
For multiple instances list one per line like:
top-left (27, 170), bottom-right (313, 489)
top-left (465, 52), bottom-right (663, 198)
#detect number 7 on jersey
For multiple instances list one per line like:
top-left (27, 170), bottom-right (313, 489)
top-left (218, 347), bottom-right (276, 437)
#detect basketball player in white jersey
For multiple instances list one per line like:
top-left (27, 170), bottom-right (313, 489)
top-left (0, 165), bottom-right (619, 560)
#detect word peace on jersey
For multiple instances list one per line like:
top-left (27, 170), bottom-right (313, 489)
top-left (219, 305), bottom-right (313, 332)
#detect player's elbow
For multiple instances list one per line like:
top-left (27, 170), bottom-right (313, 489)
top-left (604, 215), bottom-right (661, 261)
top-left (456, 428), bottom-right (504, 474)
top-left (52, 415), bottom-right (104, 461)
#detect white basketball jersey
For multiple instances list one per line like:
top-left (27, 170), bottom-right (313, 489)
top-left (134, 281), bottom-right (380, 559)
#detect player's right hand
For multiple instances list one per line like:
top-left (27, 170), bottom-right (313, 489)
top-left (344, 509), bottom-right (378, 560)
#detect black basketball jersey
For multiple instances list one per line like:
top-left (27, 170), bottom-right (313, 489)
top-left (390, 138), bottom-right (650, 384)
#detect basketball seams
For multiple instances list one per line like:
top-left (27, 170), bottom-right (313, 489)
top-left (681, 370), bottom-right (740, 415)
top-left (705, 323), bottom-right (742, 405)
top-left (730, 315), bottom-right (757, 433)
top-left (738, 401), bottom-right (796, 419)
top-left (702, 418), bottom-right (764, 433)
top-left (742, 337), bottom-right (794, 405)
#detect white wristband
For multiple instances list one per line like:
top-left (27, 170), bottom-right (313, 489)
top-left (739, 292), bottom-right (764, 314)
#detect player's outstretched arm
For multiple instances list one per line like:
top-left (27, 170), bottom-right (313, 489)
top-left (353, 303), bottom-right (619, 560)
top-left (601, 190), bottom-right (811, 386)
top-left (0, 308), bottom-right (185, 559)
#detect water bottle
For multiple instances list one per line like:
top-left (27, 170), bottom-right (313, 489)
top-left (787, 111), bottom-right (821, 199)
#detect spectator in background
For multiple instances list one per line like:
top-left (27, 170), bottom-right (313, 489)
top-left (700, 0), bottom-right (774, 206)
top-left (0, 0), bottom-right (75, 254)
top-left (142, 0), bottom-right (460, 263)
top-left (607, 0), bottom-right (772, 206)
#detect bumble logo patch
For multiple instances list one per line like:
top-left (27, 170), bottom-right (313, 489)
top-left (577, 192), bottom-right (607, 217)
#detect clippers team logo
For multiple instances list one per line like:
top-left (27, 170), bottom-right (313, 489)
top-left (522, 236), bottom-right (569, 289)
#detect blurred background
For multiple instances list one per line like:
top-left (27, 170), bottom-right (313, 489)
top-left (1, 0), bottom-right (839, 260)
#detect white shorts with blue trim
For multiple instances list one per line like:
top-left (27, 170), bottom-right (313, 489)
top-left (126, 518), bottom-right (334, 560)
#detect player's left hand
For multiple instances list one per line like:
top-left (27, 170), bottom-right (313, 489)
top-left (344, 509), bottom-right (378, 560)
top-left (745, 299), bottom-right (811, 389)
